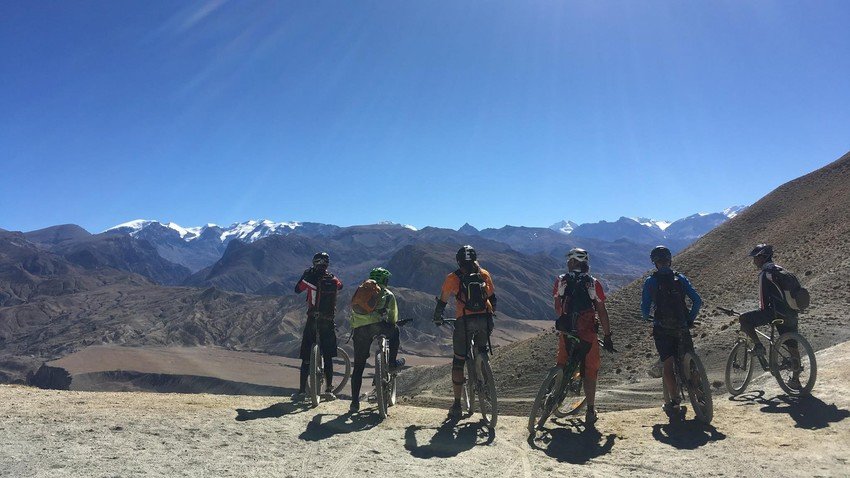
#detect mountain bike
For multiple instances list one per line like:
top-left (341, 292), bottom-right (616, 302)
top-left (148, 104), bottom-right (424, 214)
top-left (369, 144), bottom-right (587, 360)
top-left (441, 318), bottom-right (498, 429)
top-left (528, 331), bottom-right (613, 435)
top-left (307, 318), bottom-right (351, 408)
top-left (373, 318), bottom-right (411, 419)
top-left (645, 319), bottom-right (713, 424)
top-left (719, 307), bottom-right (816, 396)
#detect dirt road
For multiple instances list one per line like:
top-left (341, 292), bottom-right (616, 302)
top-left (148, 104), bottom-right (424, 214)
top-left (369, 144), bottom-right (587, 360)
top-left (2, 342), bottom-right (849, 477)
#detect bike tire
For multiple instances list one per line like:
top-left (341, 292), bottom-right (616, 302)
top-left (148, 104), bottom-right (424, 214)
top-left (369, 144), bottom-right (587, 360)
top-left (375, 350), bottom-right (388, 419)
top-left (389, 373), bottom-right (398, 407)
top-left (308, 344), bottom-right (322, 408)
top-left (464, 352), bottom-right (476, 414)
top-left (684, 352), bottom-right (713, 424)
top-left (528, 367), bottom-right (563, 435)
top-left (724, 340), bottom-right (754, 396)
top-left (771, 332), bottom-right (817, 396)
top-left (553, 368), bottom-right (585, 418)
top-left (332, 347), bottom-right (351, 395)
top-left (477, 355), bottom-right (498, 429)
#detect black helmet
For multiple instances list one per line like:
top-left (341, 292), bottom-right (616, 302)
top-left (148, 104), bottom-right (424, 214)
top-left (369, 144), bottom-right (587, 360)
top-left (312, 252), bottom-right (330, 267)
top-left (456, 245), bottom-right (477, 264)
top-left (749, 244), bottom-right (773, 260)
top-left (650, 245), bottom-right (672, 263)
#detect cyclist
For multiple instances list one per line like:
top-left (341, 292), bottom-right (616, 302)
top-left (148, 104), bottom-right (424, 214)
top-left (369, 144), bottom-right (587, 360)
top-left (432, 245), bottom-right (497, 419)
top-left (293, 252), bottom-right (343, 401)
top-left (349, 267), bottom-right (404, 412)
top-left (640, 245), bottom-right (702, 420)
top-left (738, 243), bottom-right (802, 388)
top-left (554, 248), bottom-right (614, 426)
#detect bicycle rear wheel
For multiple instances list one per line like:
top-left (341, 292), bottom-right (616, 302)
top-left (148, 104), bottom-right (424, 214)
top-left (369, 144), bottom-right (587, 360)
top-left (375, 350), bottom-right (388, 419)
top-left (528, 367), bottom-right (563, 435)
top-left (477, 355), bottom-right (498, 429)
top-left (553, 368), bottom-right (585, 418)
top-left (308, 344), bottom-right (323, 408)
top-left (332, 347), bottom-right (351, 395)
top-left (725, 340), bottom-right (754, 396)
top-left (684, 352), bottom-right (713, 424)
top-left (771, 332), bottom-right (816, 396)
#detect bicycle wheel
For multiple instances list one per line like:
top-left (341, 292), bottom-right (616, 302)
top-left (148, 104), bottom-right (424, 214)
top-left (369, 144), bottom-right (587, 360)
top-left (771, 332), bottom-right (817, 396)
top-left (464, 352), bottom-right (476, 414)
top-left (553, 368), bottom-right (586, 418)
top-left (725, 340), bottom-right (754, 396)
top-left (684, 352), bottom-right (713, 424)
top-left (389, 373), bottom-right (398, 407)
top-left (375, 350), bottom-right (388, 419)
top-left (528, 367), bottom-right (563, 434)
top-left (308, 344), bottom-right (323, 408)
top-left (477, 355), bottom-right (498, 429)
top-left (332, 347), bottom-right (351, 395)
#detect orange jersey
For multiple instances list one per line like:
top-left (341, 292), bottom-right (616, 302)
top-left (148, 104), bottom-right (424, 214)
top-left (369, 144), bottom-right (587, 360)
top-left (440, 267), bottom-right (496, 318)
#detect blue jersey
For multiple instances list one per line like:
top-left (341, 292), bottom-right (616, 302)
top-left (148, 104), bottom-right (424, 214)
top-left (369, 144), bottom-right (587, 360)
top-left (640, 267), bottom-right (702, 327)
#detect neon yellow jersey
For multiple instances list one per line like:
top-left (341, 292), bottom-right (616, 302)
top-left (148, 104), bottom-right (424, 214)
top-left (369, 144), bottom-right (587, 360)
top-left (350, 287), bottom-right (398, 329)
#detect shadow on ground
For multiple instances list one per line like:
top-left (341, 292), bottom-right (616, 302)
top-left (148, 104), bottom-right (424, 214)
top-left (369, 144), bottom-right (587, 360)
top-left (730, 390), bottom-right (850, 430)
top-left (404, 418), bottom-right (495, 459)
top-left (528, 418), bottom-right (616, 464)
top-left (235, 401), bottom-right (310, 421)
top-left (651, 420), bottom-right (726, 449)
top-left (298, 410), bottom-right (380, 441)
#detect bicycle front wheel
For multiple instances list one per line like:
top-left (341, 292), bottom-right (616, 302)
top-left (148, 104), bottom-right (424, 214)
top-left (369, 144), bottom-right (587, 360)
top-left (771, 332), bottom-right (816, 396)
top-left (464, 353), bottom-right (476, 414)
top-left (375, 350), bottom-right (388, 419)
top-left (308, 344), bottom-right (323, 408)
top-left (477, 355), bottom-right (498, 429)
top-left (332, 347), bottom-right (351, 395)
top-left (684, 352), bottom-right (713, 424)
top-left (528, 367), bottom-right (563, 435)
top-left (553, 368), bottom-right (585, 418)
top-left (725, 340), bottom-right (754, 396)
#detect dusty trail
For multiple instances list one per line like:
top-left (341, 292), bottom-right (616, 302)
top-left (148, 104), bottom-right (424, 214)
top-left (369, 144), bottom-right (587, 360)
top-left (2, 342), bottom-right (850, 477)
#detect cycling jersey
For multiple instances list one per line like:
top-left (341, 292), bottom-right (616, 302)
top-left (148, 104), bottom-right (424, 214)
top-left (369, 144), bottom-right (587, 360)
top-left (295, 268), bottom-right (342, 314)
top-left (640, 267), bottom-right (702, 327)
top-left (440, 267), bottom-right (496, 318)
top-left (350, 287), bottom-right (398, 329)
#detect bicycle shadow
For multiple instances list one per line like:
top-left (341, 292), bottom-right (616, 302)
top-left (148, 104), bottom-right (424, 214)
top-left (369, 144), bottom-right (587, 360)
top-left (404, 419), bottom-right (495, 459)
top-left (651, 420), bottom-right (726, 450)
top-left (729, 390), bottom-right (850, 430)
top-left (298, 410), bottom-right (380, 441)
top-left (528, 419), bottom-right (616, 464)
top-left (235, 401), bottom-right (310, 421)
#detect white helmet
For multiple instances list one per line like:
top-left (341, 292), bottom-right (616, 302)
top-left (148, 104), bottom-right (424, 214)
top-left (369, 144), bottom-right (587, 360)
top-left (566, 248), bottom-right (589, 263)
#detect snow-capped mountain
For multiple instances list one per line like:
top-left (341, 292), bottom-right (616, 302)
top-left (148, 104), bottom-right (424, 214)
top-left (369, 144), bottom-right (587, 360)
top-left (548, 220), bottom-right (578, 234)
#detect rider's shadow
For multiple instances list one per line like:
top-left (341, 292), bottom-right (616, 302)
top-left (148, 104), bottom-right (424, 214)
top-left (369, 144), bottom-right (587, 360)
top-left (298, 411), bottom-right (380, 441)
top-left (528, 419), bottom-right (616, 464)
top-left (730, 390), bottom-right (850, 430)
top-left (235, 401), bottom-right (310, 421)
top-left (404, 419), bottom-right (495, 459)
top-left (651, 420), bottom-right (726, 449)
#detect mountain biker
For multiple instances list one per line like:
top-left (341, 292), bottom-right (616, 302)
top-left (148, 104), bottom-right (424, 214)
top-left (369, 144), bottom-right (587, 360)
top-left (432, 245), bottom-right (497, 419)
top-left (349, 267), bottom-right (404, 413)
top-left (738, 243), bottom-right (802, 389)
top-left (640, 245), bottom-right (703, 420)
top-left (293, 252), bottom-right (343, 401)
top-left (553, 248), bottom-right (614, 426)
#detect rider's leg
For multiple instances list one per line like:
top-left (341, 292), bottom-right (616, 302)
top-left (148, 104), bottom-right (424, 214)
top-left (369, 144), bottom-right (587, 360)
top-left (322, 355), bottom-right (334, 391)
top-left (582, 339), bottom-right (601, 410)
top-left (388, 324), bottom-right (401, 365)
top-left (350, 326), bottom-right (372, 403)
top-left (451, 318), bottom-right (468, 404)
top-left (351, 361), bottom-right (366, 401)
top-left (778, 321), bottom-right (802, 380)
top-left (662, 356), bottom-right (677, 400)
top-left (739, 310), bottom-right (772, 351)
top-left (299, 361), bottom-right (309, 393)
top-left (452, 355), bottom-right (465, 400)
top-left (297, 318), bottom-right (316, 393)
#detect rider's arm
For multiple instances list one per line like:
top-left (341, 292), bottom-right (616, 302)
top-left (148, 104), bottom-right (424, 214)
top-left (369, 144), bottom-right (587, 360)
top-left (438, 273), bottom-right (457, 304)
top-left (680, 275), bottom-right (702, 324)
top-left (640, 276), bottom-right (653, 320)
top-left (596, 301), bottom-right (612, 336)
top-left (295, 269), bottom-right (312, 294)
top-left (386, 292), bottom-right (399, 325)
top-left (553, 277), bottom-right (563, 317)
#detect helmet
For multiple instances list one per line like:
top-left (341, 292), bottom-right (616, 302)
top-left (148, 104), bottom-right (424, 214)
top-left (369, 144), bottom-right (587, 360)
top-left (312, 252), bottom-right (330, 267)
top-left (749, 244), bottom-right (773, 260)
top-left (566, 248), bottom-right (589, 263)
top-left (650, 245), bottom-right (672, 263)
top-left (369, 267), bottom-right (391, 286)
top-left (456, 245), bottom-right (477, 264)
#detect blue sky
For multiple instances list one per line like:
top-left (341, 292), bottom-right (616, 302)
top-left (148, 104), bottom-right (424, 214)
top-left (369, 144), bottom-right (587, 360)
top-left (2, 1), bottom-right (849, 233)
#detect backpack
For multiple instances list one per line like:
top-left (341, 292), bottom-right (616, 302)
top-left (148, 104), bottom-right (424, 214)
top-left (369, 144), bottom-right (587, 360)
top-left (351, 279), bottom-right (383, 315)
top-left (455, 270), bottom-right (489, 314)
top-left (559, 272), bottom-right (595, 317)
top-left (651, 271), bottom-right (689, 330)
top-left (315, 273), bottom-right (339, 317)
top-left (766, 266), bottom-right (810, 311)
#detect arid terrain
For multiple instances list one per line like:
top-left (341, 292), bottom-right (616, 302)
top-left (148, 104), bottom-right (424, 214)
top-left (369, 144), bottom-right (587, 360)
top-left (2, 339), bottom-right (849, 477)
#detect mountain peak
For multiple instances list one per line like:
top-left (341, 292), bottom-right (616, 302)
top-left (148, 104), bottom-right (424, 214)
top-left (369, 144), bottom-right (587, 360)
top-left (458, 223), bottom-right (479, 234)
top-left (548, 220), bottom-right (577, 234)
